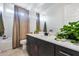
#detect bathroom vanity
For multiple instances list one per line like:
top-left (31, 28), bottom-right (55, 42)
top-left (26, 34), bottom-right (79, 56)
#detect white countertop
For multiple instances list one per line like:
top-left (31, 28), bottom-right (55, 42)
top-left (27, 34), bottom-right (79, 52)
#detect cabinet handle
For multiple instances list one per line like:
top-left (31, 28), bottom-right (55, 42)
top-left (59, 51), bottom-right (70, 56)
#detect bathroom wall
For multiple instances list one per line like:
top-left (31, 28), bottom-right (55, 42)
top-left (0, 3), bottom-right (14, 50)
top-left (0, 3), bottom-right (40, 37)
top-left (64, 4), bottom-right (79, 24)
top-left (2, 4), bottom-right (14, 39)
top-left (0, 3), bottom-right (14, 38)
top-left (1, 3), bottom-right (37, 38)
top-left (43, 4), bottom-right (64, 34)
top-left (29, 11), bottom-right (37, 33)
top-left (40, 14), bottom-right (46, 31)
top-left (1, 3), bottom-right (79, 38)
top-left (44, 4), bottom-right (79, 34)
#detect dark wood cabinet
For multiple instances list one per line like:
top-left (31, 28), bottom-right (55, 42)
top-left (27, 35), bottom-right (79, 56)
top-left (27, 35), bottom-right (54, 56)
top-left (38, 40), bottom-right (54, 56)
top-left (55, 45), bottom-right (79, 56)
top-left (27, 36), bottom-right (39, 56)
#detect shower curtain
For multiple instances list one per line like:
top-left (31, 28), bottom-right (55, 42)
top-left (12, 5), bottom-right (29, 49)
top-left (0, 11), bottom-right (4, 36)
top-left (12, 5), bottom-right (20, 49)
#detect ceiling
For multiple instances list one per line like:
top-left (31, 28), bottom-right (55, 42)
top-left (14, 3), bottom-right (64, 16)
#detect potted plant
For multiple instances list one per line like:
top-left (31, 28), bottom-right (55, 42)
top-left (0, 12), bottom-right (4, 36)
top-left (34, 24), bottom-right (40, 34)
top-left (56, 21), bottom-right (79, 43)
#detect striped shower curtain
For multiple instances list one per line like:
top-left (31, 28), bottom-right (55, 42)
top-left (0, 12), bottom-right (4, 36)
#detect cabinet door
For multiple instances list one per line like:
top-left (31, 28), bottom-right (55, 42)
top-left (55, 50), bottom-right (71, 56)
top-left (55, 45), bottom-right (79, 56)
top-left (27, 36), bottom-right (54, 56)
top-left (38, 40), bottom-right (54, 56)
top-left (27, 36), bottom-right (39, 56)
top-left (27, 36), bottom-right (33, 55)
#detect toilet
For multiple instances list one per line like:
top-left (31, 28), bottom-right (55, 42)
top-left (20, 39), bottom-right (27, 50)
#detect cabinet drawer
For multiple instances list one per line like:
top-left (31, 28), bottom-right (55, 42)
top-left (55, 45), bottom-right (79, 56)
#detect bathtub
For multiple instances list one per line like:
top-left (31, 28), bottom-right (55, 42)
top-left (0, 37), bottom-right (12, 51)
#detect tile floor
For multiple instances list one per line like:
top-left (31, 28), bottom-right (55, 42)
top-left (0, 48), bottom-right (29, 56)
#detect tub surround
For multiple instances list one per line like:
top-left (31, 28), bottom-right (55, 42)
top-left (27, 34), bottom-right (79, 56)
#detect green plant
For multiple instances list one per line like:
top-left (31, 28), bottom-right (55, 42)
top-left (56, 21), bottom-right (79, 43)
top-left (35, 26), bottom-right (40, 33)
top-left (0, 13), bottom-right (4, 36)
top-left (34, 24), bottom-right (40, 33)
